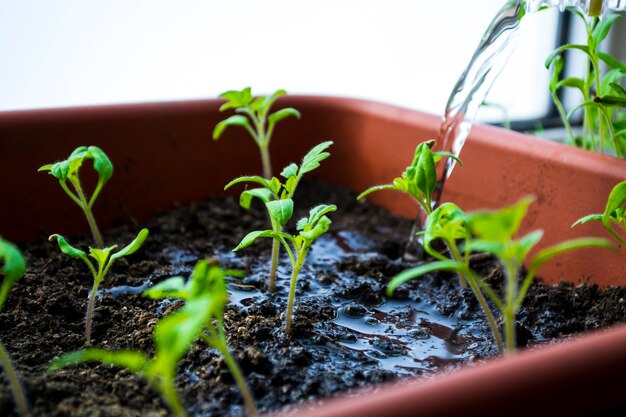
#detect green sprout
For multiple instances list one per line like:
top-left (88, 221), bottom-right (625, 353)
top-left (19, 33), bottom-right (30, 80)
top-left (388, 197), bottom-right (612, 355)
top-left (213, 87), bottom-right (301, 179)
top-left (416, 202), bottom-right (504, 353)
top-left (39, 146), bottom-right (113, 248)
top-left (573, 180), bottom-right (626, 246)
top-left (225, 141), bottom-right (333, 293)
top-left (144, 259), bottom-right (258, 417)
top-left (546, 9), bottom-right (626, 157)
top-left (357, 140), bottom-right (461, 216)
top-left (0, 238), bottom-right (30, 417)
top-left (49, 284), bottom-right (211, 417)
top-left (234, 204), bottom-right (336, 336)
top-left (49, 229), bottom-right (149, 346)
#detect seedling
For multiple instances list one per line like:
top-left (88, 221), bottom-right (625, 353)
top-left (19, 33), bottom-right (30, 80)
top-left (225, 141), bottom-right (333, 292)
top-left (213, 87), bottom-right (301, 179)
top-left (573, 180), bottom-right (626, 246)
top-left (39, 146), bottom-right (113, 248)
top-left (49, 285), bottom-right (210, 417)
top-left (144, 259), bottom-right (258, 417)
top-left (357, 140), bottom-right (461, 216)
top-left (0, 238), bottom-right (30, 417)
top-left (417, 202), bottom-right (504, 353)
top-left (388, 197), bottom-right (612, 354)
top-left (49, 229), bottom-right (149, 346)
top-left (234, 204), bottom-right (336, 335)
top-left (546, 9), bottom-right (626, 157)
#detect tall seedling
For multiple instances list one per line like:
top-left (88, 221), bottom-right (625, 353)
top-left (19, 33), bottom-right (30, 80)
top-left (225, 141), bottom-right (333, 292)
top-left (213, 87), bottom-right (300, 179)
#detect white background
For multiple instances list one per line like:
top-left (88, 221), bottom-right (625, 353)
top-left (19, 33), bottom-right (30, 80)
top-left (0, 1), bottom-right (562, 121)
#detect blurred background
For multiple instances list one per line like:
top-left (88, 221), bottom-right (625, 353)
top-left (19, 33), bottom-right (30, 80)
top-left (1, 1), bottom-right (624, 126)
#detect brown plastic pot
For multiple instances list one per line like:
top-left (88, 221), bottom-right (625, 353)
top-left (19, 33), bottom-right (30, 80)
top-left (1, 96), bottom-right (625, 417)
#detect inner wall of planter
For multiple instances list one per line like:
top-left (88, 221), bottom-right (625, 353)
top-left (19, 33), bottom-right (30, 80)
top-left (0, 96), bottom-right (624, 286)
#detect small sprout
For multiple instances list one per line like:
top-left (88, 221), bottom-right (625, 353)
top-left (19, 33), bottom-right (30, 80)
top-left (145, 260), bottom-right (257, 417)
top-left (573, 180), bottom-right (626, 246)
top-left (49, 287), bottom-right (210, 417)
top-left (49, 229), bottom-right (149, 346)
top-left (388, 197), bottom-right (612, 355)
top-left (0, 238), bottom-right (30, 417)
top-left (234, 204), bottom-right (336, 335)
top-left (357, 141), bottom-right (461, 216)
top-left (545, 10), bottom-right (626, 157)
top-left (39, 146), bottom-right (113, 248)
top-left (225, 141), bottom-right (333, 292)
top-left (213, 87), bottom-right (301, 179)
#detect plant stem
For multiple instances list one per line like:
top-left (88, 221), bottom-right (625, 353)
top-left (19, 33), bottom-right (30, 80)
top-left (72, 178), bottom-right (104, 248)
top-left (503, 263), bottom-right (518, 355)
top-left (0, 339), bottom-right (30, 417)
top-left (268, 239), bottom-right (280, 293)
top-left (159, 380), bottom-right (187, 417)
top-left (259, 144), bottom-right (272, 180)
top-left (85, 281), bottom-right (99, 346)
top-left (217, 342), bottom-right (258, 417)
top-left (285, 248), bottom-right (307, 336)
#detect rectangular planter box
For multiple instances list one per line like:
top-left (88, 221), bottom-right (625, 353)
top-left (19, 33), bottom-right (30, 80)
top-left (1, 96), bottom-right (625, 417)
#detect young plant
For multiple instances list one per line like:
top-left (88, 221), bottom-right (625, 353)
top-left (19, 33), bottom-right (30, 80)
top-left (573, 180), bottom-right (626, 246)
top-left (388, 197), bottom-right (612, 355)
top-left (225, 141), bottom-right (333, 292)
top-left (49, 229), bottom-right (149, 346)
top-left (49, 287), bottom-right (211, 417)
top-left (39, 146), bottom-right (113, 248)
top-left (357, 140), bottom-right (461, 216)
top-left (417, 202), bottom-right (504, 353)
top-left (0, 238), bottom-right (30, 417)
top-left (546, 9), bottom-right (626, 157)
top-left (234, 204), bottom-right (336, 335)
top-left (144, 259), bottom-right (258, 417)
top-left (213, 87), bottom-right (301, 179)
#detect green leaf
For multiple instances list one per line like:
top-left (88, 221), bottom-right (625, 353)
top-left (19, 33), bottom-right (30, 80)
top-left (265, 199), bottom-right (294, 227)
top-left (545, 44), bottom-right (590, 69)
top-left (280, 163), bottom-right (298, 179)
top-left (299, 141), bottom-right (333, 175)
top-left (557, 77), bottom-right (585, 93)
top-left (111, 229), bottom-right (149, 261)
top-left (49, 349), bottom-right (148, 373)
top-left (239, 188), bottom-right (273, 210)
top-left (224, 175), bottom-right (278, 195)
top-left (387, 260), bottom-right (467, 296)
top-left (151, 300), bottom-right (210, 377)
top-left (261, 89), bottom-right (286, 112)
top-left (610, 82), bottom-right (626, 97)
top-left (572, 213), bottom-right (603, 227)
top-left (143, 277), bottom-right (188, 300)
top-left (89, 246), bottom-right (116, 267)
top-left (213, 115), bottom-right (252, 140)
top-left (597, 94), bottom-right (626, 107)
top-left (549, 55), bottom-right (564, 93)
top-left (469, 196), bottom-right (534, 242)
top-left (422, 203), bottom-right (470, 256)
top-left (529, 238), bottom-right (614, 277)
top-left (218, 88), bottom-right (253, 111)
top-left (598, 52), bottom-right (626, 71)
top-left (413, 143), bottom-right (437, 205)
top-left (0, 238), bottom-right (26, 312)
top-left (88, 146), bottom-right (114, 184)
top-left (592, 14), bottom-right (620, 44)
top-left (268, 108), bottom-right (301, 125)
top-left (233, 230), bottom-right (291, 251)
top-left (298, 204), bottom-right (337, 231)
top-left (356, 184), bottom-right (396, 200)
top-left (49, 234), bottom-right (89, 263)
top-left (513, 230), bottom-right (544, 261)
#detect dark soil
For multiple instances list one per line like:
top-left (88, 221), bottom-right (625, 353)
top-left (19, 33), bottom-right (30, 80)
top-left (2, 181), bottom-right (626, 417)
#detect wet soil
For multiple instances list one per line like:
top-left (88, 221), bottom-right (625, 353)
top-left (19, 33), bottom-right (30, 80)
top-left (1, 181), bottom-right (626, 417)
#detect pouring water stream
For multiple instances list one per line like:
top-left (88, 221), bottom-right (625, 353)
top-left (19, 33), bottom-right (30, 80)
top-left (404, 0), bottom-right (626, 259)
